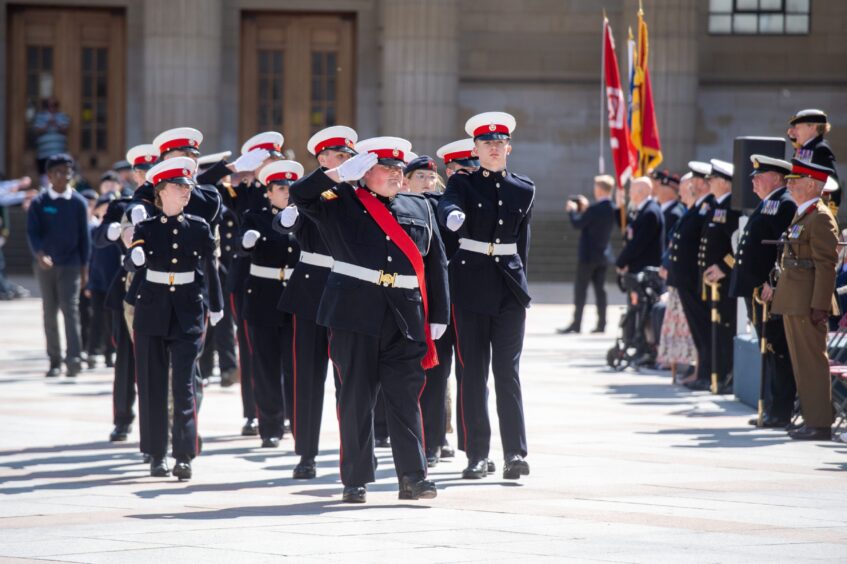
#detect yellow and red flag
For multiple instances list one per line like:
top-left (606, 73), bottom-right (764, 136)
top-left (629, 7), bottom-right (662, 175)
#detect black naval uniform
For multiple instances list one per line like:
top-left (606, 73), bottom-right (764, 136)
top-left (290, 169), bottom-right (449, 490)
top-left (729, 186), bottom-right (797, 422)
top-left (616, 198), bottom-right (664, 274)
top-left (795, 135), bottom-right (839, 207)
top-left (668, 194), bottom-right (716, 383)
top-left (274, 208), bottom-right (337, 464)
top-left (662, 199), bottom-right (686, 248)
top-left (239, 205), bottom-right (299, 442)
top-left (698, 194), bottom-right (741, 390)
top-left (126, 212), bottom-right (223, 463)
top-left (436, 166), bottom-right (534, 468)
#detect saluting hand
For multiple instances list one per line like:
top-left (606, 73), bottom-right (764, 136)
top-left (332, 152), bottom-right (378, 183)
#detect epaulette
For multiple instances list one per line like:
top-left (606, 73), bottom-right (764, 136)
top-left (321, 189), bottom-right (339, 201)
top-left (184, 213), bottom-right (208, 225)
top-left (511, 172), bottom-right (535, 186)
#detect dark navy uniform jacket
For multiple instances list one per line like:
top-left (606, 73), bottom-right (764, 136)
top-left (218, 205), bottom-right (239, 272)
top-left (698, 194), bottom-right (741, 280)
top-left (662, 200), bottom-right (686, 247)
top-left (668, 194), bottom-right (716, 292)
top-left (239, 206), bottom-right (300, 326)
top-left (728, 186), bottom-right (796, 299)
top-left (274, 209), bottom-right (331, 321)
top-left (616, 198), bottom-right (664, 273)
top-left (93, 197), bottom-right (133, 312)
top-left (127, 181), bottom-right (223, 227)
top-left (125, 213), bottom-right (223, 337)
top-left (436, 167), bottom-right (534, 315)
top-left (568, 199), bottom-right (615, 264)
top-left (291, 168), bottom-right (449, 342)
top-left (423, 192), bottom-right (459, 259)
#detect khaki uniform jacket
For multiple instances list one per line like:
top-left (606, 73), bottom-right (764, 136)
top-left (772, 200), bottom-right (839, 316)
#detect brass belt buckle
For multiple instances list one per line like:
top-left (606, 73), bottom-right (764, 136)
top-left (378, 270), bottom-right (397, 287)
top-left (279, 269), bottom-right (285, 281)
top-left (168, 273), bottom-right (175, 286)
top-left (487, 242), bottom-right (495, 256)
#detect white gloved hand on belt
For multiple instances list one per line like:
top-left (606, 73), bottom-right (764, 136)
top-left (106, 222), bottom-right (122, 241)
top-left (210, 310), bottom-right (224, 326)
top-left (232, 149), bottom-right (270, 173)
top-left (446, 210), bottom-right (466, 232)
top-left (130, 206), bottom-right (148, 225)
top-left (429, 323), bottom-right (447, 340)
top-left (241, 229), bottom-right (261, 249)
top-left (130, 247), bottom-right (145, 266)
top-left (336, 152), bottom-right (378, 182)
top-left (278, 206), bottom-right (299, 228)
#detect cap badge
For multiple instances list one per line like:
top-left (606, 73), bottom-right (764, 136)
top-left (752, 159), bottom-right (759, 169)
top-left (392, 149), bottom-right (399, 157)
top-left (488, 124), bottom-right (497, 131)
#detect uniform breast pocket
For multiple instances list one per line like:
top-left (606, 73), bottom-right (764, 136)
top-left (396, 215), bottom-right (431, 255)
top-left (505, 205), bottom-right (526, 237)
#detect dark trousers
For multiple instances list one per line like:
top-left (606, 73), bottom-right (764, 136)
top-left (452, 306), bottom-right (466, 452)
top-left (35, 264), bottom-right (82, 364)
top-left (112, 308), bottom-right (136, 426)
top-left (291, 314), bottom-right (334, 458)
top-left (134, 316), bottom-right (203, 460)
top-left (678, 285), bottom-right (711, 382)
top-left (745, 299), bottom-right (797, 420)
top-left (79, 290), bottom-right (90, 353)
top-left (247, 316), bottom-right (293, 440)
top-left (87, 290), bottom-right (114, 357)
top-left (374, 391), bottom-right (388, 441)
top-left (452, 295), bottom-right (528, 461)
top-left (712, 291), bottom-right (737, 385)
top-left (231, 292), bottom-right (256, 419)
top-left (420, 331), bottom-right (453, 457)
top-left (572, 261), bottom-right (607, 329)
top-left (198, 297), bottom-right (237, 377)
top-left (328, 311), bottom-right (427, 487)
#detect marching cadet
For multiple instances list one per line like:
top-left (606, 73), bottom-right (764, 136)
top-left (99, 144), bottom-right (159, 442)
top-left (238, 160), bottom-right (301, 448)
top-left (770, 160), bottom-right (839, 440)
top-left (727, 155), bottom-right (797, 427)
top-left (669, 162), bottom-right (716, 390)
top-left (437, 138), bottom-right (481, 179)
top-left (274, 126), bottom-right (357, 479)
top-left (290, 136), bottom-right (449, 503)
top-left (699, 159), bottom-right (740, 394)
top-left (437, 112), bottom-right (533, 481)
top-left (615, 176), bottom-right (664, 274)
top-left (787, 109), bottom-right (840, 213)
top-left (126, 157), bottom-right (224, 480)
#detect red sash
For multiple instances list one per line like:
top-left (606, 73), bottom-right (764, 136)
top-left (355, 187), bottom-right (438, 369)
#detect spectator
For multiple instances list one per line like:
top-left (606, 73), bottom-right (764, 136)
top-left (84, 193), bottom-right (121, 368)
top-left (0, 175), bottom-right (35, 300)
top-left (32, 97), bottom-right (70, 186)
top-left (26, 153), bottom-right (90, 378)
top-left (559, 175), bottom-right (616, 334)
top-left (616, 177), bottom-right (664, 274)
top-left (111, 160), bottom-right (136, 194)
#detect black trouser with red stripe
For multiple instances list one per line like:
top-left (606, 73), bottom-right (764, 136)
top-left (247, 316), bottom-right (293, 440)
top-left (329, 310), bottom-right (427, 487)
top-left (134, 316), bottom-right (203, 460)
top-left (452, 294), bottom-right (528, 461)
top-left (291, 314), bottom-right (334, 458)
top-left (198, 297), bottom-right (237, 378)
top-left (112, 308), bottom-right (136, 426)
top-left (420, 331), bottom-right (453, 457)
top-left (230, 292), bottom-right (256, 418)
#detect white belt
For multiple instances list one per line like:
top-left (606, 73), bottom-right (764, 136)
top-left (459, 238), bottom-right (517, 256)
top-left (146, 269), bottom-right (195, 285)
top-left (250, 264), bottom-right (294, 281)
top-left (298, 251), bottom-right (334, 269)
top-left (332, 261), bottom-right (418, 289)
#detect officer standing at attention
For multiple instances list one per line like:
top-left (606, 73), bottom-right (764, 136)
top-left (668, 162), bottom-right (716, 390)
top-left (770, 160), bottom-right (839, 441)
top-left (274, 125), bottom-right (357, 479)
top-left (787, 109), bottom-right (839, 213)
top-left (698, 159), bottom-right (740, 394)
top-left (615, 176), bottom-right (664, 274)
top-left (126, 157), bottom-right (224, 480)
top-left (290, 136), bottom-right (449, 503)
top-left (437, 112), bottom-right (534, 481)
top-left (727, 155), bottom-right (797, 427)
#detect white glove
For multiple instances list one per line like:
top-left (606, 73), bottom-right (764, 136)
top-left (232, 149), bottom-right (270, 173)
top-left (106, 222), bottom-right (122, 241)
top-left (446, 210), bottom-right (466, 232)
top-left (130, 206), bottom-right (148, 225)
top-left (130, 247), bottom-right (145, 267)
top-left (210, 311), bottom-right (224, 326)
top-left (242, 229), bottom-right (261, 249)
top-left (429, 323), bottom-right (447, 341)
top-left (278, 206), bottom-right (299, 228)
top-left (336, 152), bottom-right (378, 182)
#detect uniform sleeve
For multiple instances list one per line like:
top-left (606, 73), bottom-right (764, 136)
top-left (290, 168), bottom-right (339, 224)
top-left (424, 203), bottom-right (450, 325)
top-left (518, 206), bottom-right (532, 269)
top-left (78, 199), bottom-right (91, 265)
top-left (196, 160), bottom-right (231, 187)
top-left (124, 221), bottom-right (147, 272)
top-left (436, 173), bottom-right (468, 234)
top-left (203, 225), bottom-right (224, 313)
top-left (26, 198), bottom-right (44, 255)
top-left (568, 204), bottom-right (595, 230)
top-left (271, 206), bottom-right (302, 237)
top-left (810, 212), bottom-right (839, 311)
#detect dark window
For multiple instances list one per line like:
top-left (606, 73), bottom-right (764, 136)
top-left (310, 51), bottom-right (338, 134)
top-left (80, 46), bottom-right (108, 151)
top-left (257, 49), bottom-right (284, 131)
top-left (708, 0), bottom-right (810, 35)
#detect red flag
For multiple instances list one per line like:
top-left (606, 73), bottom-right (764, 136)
top-left (603, 19), bottom-right (636, 188)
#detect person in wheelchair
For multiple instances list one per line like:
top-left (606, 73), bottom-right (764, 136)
top-left (607, 267), bottom-right (665, 371)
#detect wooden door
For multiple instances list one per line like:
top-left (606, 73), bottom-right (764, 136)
top-left (6, 7), bottom-right (125, 181)
top-left (240, 12), bottom-right (355, 161)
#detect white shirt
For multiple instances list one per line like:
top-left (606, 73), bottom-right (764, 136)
top-left (695, 193), bottom-right (710, 207)
top-left (47, 186), bottom-right (73, 201)
top-left (660, 199), bottom-right (678, 213)
top-left (715, 192), bottom-right (731, 205)
top-left (796, 197), bottom-right (820, 217)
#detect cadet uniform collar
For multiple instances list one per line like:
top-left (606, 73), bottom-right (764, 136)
top-left (159, 213), bottom-right (186, 223)
top-left (479, 167), bottom-right (507, 178)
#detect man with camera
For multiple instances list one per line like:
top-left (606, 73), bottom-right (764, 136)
top-left (560, 175), bottom-right (616, 334)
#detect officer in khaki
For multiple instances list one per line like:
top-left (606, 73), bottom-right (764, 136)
top-left (770, 159), bottom-right (838, 441)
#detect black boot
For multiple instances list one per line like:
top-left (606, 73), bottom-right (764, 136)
top-left (109, 423), bottom-right (132, 442)
top-left (462, 458), bottom-right (488, 479)
top-left (292, 457), bottom-right (317, 479)
top-left (503, 454), bottom-right (530, 480)
top-left (398, 475), bottom-right (437, 500)
top-left (150, 457), bottom-right (169, 477)
top-left (173, 457), bottom-right (192, 481)
top-left (342, 486), bottom-right (367, 503)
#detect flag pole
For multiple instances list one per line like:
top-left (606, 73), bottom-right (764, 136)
top-left (599, 10), bottom-right (606, 175)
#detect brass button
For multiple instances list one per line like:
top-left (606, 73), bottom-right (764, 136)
top-left (305, 274), bottom-right (310, 279)
top-left (172, 243), bottom-right (178, 249)
top-left (171, 258), bottom-right (178, 264)
top-left (173, 229), bottom-right (178, 235)
top-left (288, 247), bottom-right (293, 252)
top-left (169, 286), bottom-right (176, 293)
top-left (160, 216), bottom-right (167, 224)
top-left (495, 238), bottom-right (500, 243)
top-left (495, 257), bottom-right (500, 262)
top-left (498, 219), bottom-right (503, 225)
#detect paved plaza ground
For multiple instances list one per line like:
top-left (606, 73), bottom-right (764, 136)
top-left (1, 282), bottom-right (846, 563)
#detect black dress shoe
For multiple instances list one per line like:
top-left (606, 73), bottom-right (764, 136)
top-left (375, 437), bottom-right (391, 448)
top-left (86, 355), bottom-right (98, 369)
top-left (399, 476), bottom-right (437, 500)
top-left (556, 324), bottom-right (580, 334)
top-left (261, 437), bottom-right (280, 448)
top-left (503, 454), bottom-right (530, 480)
top-left (439, 443), bottom-right (455, 459)
top-left (426, 452), bottom-right (439, 468)
top-left (684, 379), bottom-right (710, 391)
top-left (142, 453), bottom-right (151, 464)
top-left (591, 326), bottom-right (606, 334)
top-left (219, 368), bottom-right (237, 388)
top-left (66, 360), bottom-right (82, 378)
top-left (110, 423), bottom-right (132, 442)
top-left (45, 364), bottom-right (61, 378)
top-left (241, 418), bottom-right (258, 436)
top-left (716, 380), bottom-right (734, 395)
top-left (788, 426), bottom-right (831, 441)
top-left (342, 486), bottom-right (367, 503)
top-left (105, 354), bottom-right (115, 368)
top-left (486, 459), bottom-right (496, 473)
top-left (748, 416), bottom-right (791, 428)
top-left (150, 457), bottom-right (170, 477)
top-left (292, 457), bottom-right (316, 479)
top-left (462, 458), bottom-right (488, 479)
top-left (173, 458), bottom-right (192, 481)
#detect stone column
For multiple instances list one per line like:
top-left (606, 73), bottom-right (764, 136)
top-left (624, 0), bottom-right (699, 172)
top-left (379, 0), bottom-right (460, 154)
top-left (141, 0), bottom-right (223, 146)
